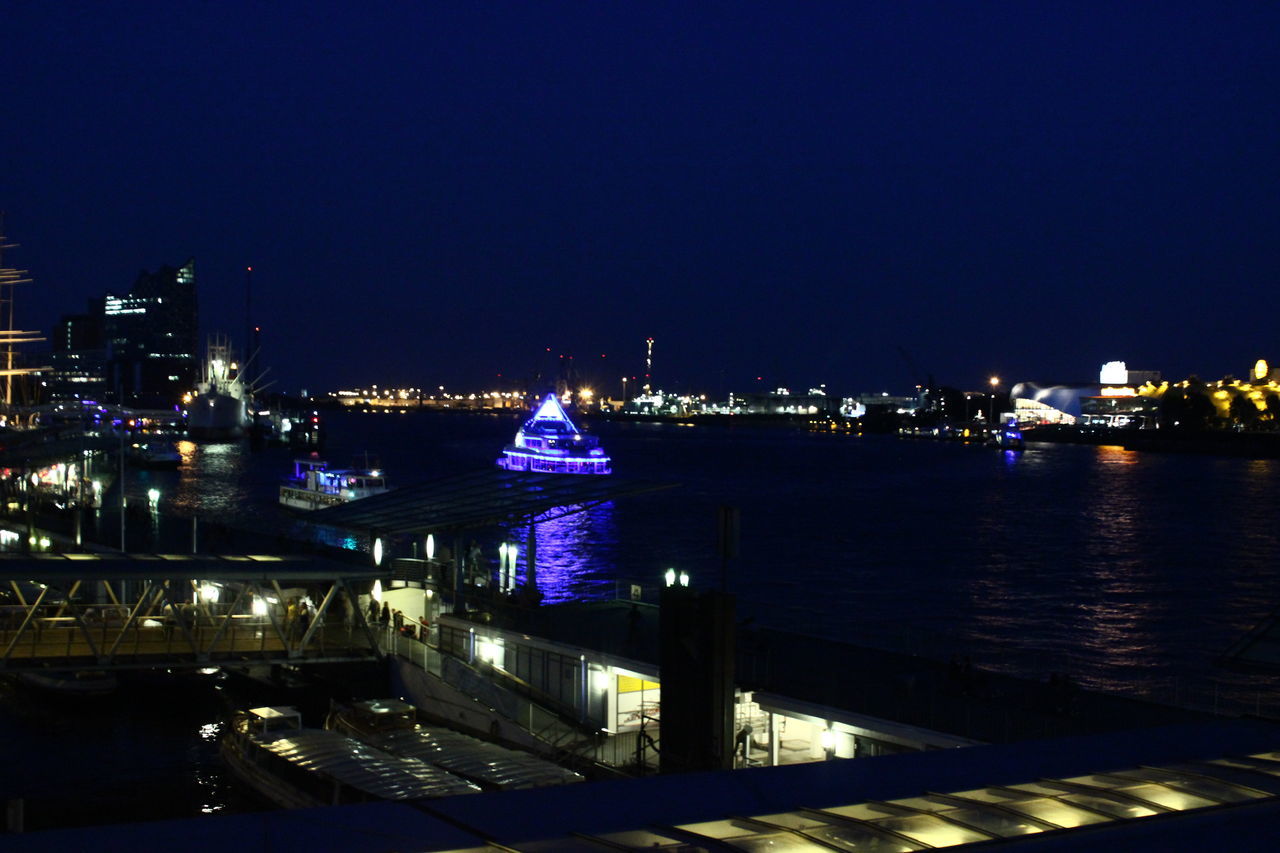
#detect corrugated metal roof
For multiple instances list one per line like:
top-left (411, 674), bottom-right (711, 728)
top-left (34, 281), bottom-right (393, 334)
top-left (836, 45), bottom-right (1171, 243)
top-left (362, 725), bottom-right (584, 791)
top-left (252, 728), bottom-right (481, 801)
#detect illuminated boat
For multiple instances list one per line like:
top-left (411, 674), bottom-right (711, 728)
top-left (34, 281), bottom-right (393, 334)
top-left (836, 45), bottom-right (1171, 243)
top-left (987, 423), bottom-right (1026, 451)
top-left (497, 394), bottom-right (611, 475)
top-left (279, 455), bottom-right (389, 510)
top-left (220, 705), bottom-right (480, 809)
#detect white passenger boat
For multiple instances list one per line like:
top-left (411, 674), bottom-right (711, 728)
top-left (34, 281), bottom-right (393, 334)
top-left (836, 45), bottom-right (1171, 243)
top-left (220, 705), bottom-right (480, 808)
top-left (329, 698), bottom-right (584, 790)
top-left (496, 394), bottom-right (611, 475)
top-left (279, 456), bottom-right (389, 510)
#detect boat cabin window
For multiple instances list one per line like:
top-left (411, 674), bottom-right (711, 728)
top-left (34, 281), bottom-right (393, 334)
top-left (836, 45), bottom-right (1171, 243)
top-left (294, 459), bottom-right (328, 478)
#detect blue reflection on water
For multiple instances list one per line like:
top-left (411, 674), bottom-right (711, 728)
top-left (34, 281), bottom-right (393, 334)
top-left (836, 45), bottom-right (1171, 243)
top-left (505, 502), bottom-right (618, 604)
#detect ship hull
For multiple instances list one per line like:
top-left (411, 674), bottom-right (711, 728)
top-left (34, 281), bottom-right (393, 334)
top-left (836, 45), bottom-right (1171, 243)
top-left (188, 391), bottom-right (249, 440)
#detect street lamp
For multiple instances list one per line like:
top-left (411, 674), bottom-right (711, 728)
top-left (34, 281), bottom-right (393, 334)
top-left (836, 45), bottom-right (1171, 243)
top-left (988, 376), bottom-right (1000, 424)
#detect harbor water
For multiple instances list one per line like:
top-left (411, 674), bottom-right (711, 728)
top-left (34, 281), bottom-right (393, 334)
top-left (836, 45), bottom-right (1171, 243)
top-left (5, 410), bottom-right (1280, 829)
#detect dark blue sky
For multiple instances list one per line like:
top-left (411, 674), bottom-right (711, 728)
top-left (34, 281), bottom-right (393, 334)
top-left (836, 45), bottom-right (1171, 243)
top-left (2, 2), bottom-right (1277, 397)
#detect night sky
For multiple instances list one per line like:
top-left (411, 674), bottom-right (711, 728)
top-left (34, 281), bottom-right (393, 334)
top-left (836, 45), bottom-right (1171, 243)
top-left (3, 3), bottom-right (1277, 397)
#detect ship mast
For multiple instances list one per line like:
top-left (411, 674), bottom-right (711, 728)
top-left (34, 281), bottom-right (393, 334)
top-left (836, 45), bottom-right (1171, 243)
top-left (0, 214), bottom-right (46, 410)
top-left (244, 264), bottom-right (252, 370)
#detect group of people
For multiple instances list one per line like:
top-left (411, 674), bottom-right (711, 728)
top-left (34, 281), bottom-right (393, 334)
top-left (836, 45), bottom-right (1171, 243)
top-left (284, 597), bottom-right (315, 636)
top-left (366, 598), bottom-right (431, 642)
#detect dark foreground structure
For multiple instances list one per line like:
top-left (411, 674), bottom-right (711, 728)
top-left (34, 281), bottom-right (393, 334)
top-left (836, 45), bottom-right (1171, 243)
top-left (3, 718), bottom-right (1280, 851)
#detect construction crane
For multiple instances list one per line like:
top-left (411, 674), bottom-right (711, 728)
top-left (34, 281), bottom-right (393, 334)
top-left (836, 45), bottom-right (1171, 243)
top-left (896, 346), bottom-right (933, 392)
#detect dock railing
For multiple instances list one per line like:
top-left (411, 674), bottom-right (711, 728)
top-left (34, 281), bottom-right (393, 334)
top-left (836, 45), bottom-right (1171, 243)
top-left (379, 626), bottom-right (632, 772)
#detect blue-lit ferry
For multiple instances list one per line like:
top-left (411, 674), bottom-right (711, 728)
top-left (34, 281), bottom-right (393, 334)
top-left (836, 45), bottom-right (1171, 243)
top-left (497, 394), bottom-right (612, 475)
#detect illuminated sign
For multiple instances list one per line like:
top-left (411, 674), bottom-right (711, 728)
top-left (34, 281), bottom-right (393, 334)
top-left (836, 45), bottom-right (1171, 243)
top-left (1099, 361), bottom-right (1128, 384)
top-left (1100, 387), bottom-right (1137, 397)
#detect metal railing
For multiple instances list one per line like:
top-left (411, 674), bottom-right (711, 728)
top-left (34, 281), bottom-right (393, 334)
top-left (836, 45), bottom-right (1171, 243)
top-left (380, 628), bottom-right (633, 771)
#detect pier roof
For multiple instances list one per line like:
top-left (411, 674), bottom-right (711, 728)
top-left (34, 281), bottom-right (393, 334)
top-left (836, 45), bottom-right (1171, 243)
top-left (0, 431), bottom-right (119, 467)
top-left (0, 552), bottom-right (380, 581)
top-left (309, 468), bottom-right (677, 536)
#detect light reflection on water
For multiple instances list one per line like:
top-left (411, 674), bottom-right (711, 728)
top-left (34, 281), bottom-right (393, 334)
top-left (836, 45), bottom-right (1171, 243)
top-left (505, 502), bottom-right (619, 604)
top-left (166, 441), bottom-right (252, 518)
top-left (1075, 444), bottom-right (1157, 693)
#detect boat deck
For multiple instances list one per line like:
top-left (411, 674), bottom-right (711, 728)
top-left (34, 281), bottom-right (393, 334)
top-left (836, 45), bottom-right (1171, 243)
top-left (247, 727), bottom-right (482, 801)
top-left (351, 723), bottom-right (584, 790)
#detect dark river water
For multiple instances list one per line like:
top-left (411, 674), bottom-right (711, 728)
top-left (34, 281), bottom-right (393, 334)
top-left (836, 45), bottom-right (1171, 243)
top-left (5, 410), bottom-right (1280, 830)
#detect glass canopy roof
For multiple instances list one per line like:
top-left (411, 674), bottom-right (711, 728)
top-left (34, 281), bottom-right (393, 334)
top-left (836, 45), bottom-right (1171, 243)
top-left (445, 748), bottom-right (1280, 851)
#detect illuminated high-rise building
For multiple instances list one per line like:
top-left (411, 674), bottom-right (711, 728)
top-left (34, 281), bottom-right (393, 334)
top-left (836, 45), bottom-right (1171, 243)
top-left (48, 298), bottom-right (107, 401)
top-left (103, 258), bottom-right (199, 406)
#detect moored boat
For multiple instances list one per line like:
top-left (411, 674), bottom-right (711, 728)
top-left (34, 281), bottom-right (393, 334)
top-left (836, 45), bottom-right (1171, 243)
top-left (279, 455), bottom-right (389, 510)
top-left (18, 669), bottom-right (118, 697)
top-left (220, 705), bottom-right (480, 808)
top-left (329, 698), bottom-right (585, 791)
top-left (127, 439), bottom-right (182, 469)
top-left (987, 423), bottom-right (1026, 451)
top-left (188, 335), bottom-right (251, 441)
top-left (497, 394), bottom-right (611, 475)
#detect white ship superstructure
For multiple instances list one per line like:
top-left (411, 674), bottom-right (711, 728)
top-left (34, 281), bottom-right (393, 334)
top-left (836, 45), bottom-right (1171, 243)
top-left (187, 335), bottom-right (250, 440)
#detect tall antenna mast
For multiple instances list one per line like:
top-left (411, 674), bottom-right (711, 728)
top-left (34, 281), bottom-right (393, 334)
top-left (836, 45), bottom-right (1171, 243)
top-left (644, 337), bottom-right (654, 395)
top-left (0, 215), bottom-right (45, 409)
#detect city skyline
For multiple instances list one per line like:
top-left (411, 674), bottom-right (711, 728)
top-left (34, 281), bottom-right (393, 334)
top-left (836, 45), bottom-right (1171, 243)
top-left (3, 4), bottom-right (1278, 395)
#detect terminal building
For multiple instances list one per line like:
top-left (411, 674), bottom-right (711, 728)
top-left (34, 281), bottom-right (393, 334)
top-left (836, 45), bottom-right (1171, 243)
top-left (1010, 362), bottom-right (1162, 427)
